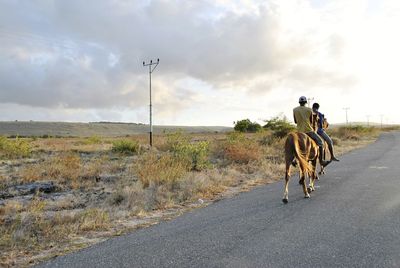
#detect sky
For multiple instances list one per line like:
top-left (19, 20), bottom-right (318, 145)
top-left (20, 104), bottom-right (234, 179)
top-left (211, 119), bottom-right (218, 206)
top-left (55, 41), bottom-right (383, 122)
top-left (0, 0), bottom-right (399, 127)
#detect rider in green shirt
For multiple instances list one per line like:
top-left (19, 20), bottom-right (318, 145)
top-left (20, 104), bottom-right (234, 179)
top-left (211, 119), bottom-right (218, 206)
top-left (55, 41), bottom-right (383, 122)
top-left (293, 96), bottom-right (329, 167)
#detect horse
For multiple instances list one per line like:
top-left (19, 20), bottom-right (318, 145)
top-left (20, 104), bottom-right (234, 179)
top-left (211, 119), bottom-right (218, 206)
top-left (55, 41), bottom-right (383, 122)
top-left (282, 132), bottom-right (320, 203)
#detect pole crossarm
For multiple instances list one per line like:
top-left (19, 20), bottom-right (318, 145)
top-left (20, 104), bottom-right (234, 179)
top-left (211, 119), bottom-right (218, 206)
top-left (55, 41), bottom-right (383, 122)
top-left (143, 58), bottom-right (159, 72)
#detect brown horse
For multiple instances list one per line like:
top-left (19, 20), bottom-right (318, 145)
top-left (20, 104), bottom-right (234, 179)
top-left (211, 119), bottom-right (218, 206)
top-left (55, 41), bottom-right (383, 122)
top-left (282, 132), bottom-right (320, 203)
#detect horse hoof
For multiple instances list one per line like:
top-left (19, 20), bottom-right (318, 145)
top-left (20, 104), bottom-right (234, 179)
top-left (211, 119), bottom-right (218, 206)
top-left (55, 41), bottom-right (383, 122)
top-left (307, 187), bottom-right (312, 194)
top-left (304, 194), bottom-right (310, 199)
top-left (282, 198), bottom-right (288, 204)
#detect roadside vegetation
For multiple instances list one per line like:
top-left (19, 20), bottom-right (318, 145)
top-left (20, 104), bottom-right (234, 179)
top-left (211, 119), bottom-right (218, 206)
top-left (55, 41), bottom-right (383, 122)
top-left (0, 122), bottom-right (397, 267)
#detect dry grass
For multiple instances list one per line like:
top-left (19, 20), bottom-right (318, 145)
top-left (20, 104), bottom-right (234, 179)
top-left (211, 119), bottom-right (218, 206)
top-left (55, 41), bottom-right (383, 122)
top-left (134, 151), bottom-right (190, 189)
top-left (17, 152), bottom-right (114, 189)
top-left (328, 125), bottom-right (379, 141)
top-left (0, 127), bottom-right (389, 267)
top-left (220, 132), bottom-right (262, 164)
top-left (0, 196), bottom-right (110, 266)
top-left (0, 200), bottom-right (24, 218)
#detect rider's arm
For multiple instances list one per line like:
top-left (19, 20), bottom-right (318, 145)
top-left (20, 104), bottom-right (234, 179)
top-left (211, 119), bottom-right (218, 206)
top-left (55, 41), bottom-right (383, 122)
top-left (293, 112), bottom-right (297, 124)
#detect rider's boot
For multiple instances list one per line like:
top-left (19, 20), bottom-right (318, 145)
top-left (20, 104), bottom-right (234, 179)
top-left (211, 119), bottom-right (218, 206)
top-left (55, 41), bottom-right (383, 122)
top-left (319, 146), bottom-right (330, 167)
top-left (328, 143), bottom-right (340, 162)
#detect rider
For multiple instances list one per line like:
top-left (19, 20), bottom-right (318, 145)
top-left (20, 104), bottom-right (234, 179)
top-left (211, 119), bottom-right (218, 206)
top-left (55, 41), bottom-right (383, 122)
top-left (312, 103), bottom-right (339, 162)
top-left (293, 96), bottom-right (329, 167)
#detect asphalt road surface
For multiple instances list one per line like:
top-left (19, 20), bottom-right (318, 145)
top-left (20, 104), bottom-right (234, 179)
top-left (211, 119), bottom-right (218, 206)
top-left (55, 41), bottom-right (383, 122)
top-left (38, 132), bottom-right (400, 268)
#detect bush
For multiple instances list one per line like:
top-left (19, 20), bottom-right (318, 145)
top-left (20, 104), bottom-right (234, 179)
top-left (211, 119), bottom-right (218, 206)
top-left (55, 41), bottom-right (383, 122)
top-left (112, 139), bottom-right (140, 154)
top-left (0, 136), bottom-right (32, 159)
top-left (263, 116), bottom-right (296, 138)
top-left (84, 135), bottom-right (102, 145)
top-left (222, 132), bottom-right (262, 164)
top-left (165, 132), bottom-right (210, 171)
top-left (234, 119), bottom-right (262, 133)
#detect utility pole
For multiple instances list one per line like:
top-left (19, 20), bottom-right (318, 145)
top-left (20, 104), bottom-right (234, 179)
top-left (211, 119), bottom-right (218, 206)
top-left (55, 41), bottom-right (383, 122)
top-left (366, 115), bottom-right (370, 126)
top-left (380, 114), bottom-right (384, 128)
top-left (307, 97), bottom-right (314, 108)
top-left (143, 58), bottom-right (159, 147)
top-left (343, 107), bottom-right (350, 125)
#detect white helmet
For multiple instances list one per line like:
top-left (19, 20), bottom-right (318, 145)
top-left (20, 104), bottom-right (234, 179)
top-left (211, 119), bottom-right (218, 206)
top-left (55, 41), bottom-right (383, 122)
top-left (299, 96), bottom-right (307, 103)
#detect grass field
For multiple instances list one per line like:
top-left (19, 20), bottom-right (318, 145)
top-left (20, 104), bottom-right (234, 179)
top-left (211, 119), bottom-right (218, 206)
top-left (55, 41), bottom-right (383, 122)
top-left (0, 124), bottom-right (397, 267)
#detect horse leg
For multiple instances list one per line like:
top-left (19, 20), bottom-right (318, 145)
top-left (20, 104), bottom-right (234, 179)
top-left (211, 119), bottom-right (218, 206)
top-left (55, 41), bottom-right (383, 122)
top-left (301, 169), bottom-right (310, 198)
top-left (318, 165), bottom-right (325, 176)
top-left (298, 169), bottom-right (305, 185)
top-left (308, 159), bottom-right (317, 193)
top-left (318, 142), bottom-right (327, 175)
top-left (282, 163), bottom-right (291, 204)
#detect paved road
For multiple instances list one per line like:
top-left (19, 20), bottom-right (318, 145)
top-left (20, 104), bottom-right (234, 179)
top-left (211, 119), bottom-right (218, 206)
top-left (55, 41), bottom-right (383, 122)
top-left (39, 132), bottom-right (400, 268)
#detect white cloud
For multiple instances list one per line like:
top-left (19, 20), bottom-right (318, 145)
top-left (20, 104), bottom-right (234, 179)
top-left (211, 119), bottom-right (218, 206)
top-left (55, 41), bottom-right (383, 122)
top-left (0, 0), bottom-right (399, 125)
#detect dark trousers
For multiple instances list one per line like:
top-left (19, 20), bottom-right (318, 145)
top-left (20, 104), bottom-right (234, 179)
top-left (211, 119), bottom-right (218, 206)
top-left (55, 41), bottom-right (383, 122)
top-left (306, 131), bottom-right (323, 147)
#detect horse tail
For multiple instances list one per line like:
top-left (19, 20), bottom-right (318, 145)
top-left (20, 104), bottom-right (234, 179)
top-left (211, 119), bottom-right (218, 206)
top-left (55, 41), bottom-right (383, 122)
top-left (292, 133), bottom-right (312, 176)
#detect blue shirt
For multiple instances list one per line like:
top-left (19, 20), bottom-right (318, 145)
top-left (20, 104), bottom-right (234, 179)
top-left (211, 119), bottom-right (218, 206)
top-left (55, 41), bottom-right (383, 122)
top-left (317, 112), bottom-right (324, 135)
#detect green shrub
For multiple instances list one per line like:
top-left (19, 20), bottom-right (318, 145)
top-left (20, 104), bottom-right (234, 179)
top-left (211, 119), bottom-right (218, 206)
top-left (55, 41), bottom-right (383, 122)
top-left (234, 119), bottom-right (262, 133)
top-left (165, 132), bottom-right (210, 171)
top-left (0, 136), bottom-right (32, 159)
top-left (165, 132), bottom-right (191, 152)
top-left (112, 139), bottom-right (140, 154)
top-left (263, 116), bottom-right (296, 138)
top-left (225, 131), bottom-right (247, 143)
top-left (84, 135), bottom-right (102, 145)
top-left (182, 141), bottom-right (210, 171)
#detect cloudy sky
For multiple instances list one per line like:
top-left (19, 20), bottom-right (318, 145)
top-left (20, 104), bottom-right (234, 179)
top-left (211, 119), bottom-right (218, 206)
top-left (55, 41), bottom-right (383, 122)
top-left (0, 0), bottom-right (399, 126)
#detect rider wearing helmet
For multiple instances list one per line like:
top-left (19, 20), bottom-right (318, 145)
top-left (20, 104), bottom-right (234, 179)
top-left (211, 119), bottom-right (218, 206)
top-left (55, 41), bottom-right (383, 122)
top-left (312, 103), bottom-right (339, 162)
top-left (293, 96), bottom-right (329, 167)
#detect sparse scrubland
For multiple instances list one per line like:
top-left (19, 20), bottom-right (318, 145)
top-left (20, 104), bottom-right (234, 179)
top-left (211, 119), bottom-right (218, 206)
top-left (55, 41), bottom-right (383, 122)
top-left (0, 124), bottom-right (397, 267)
